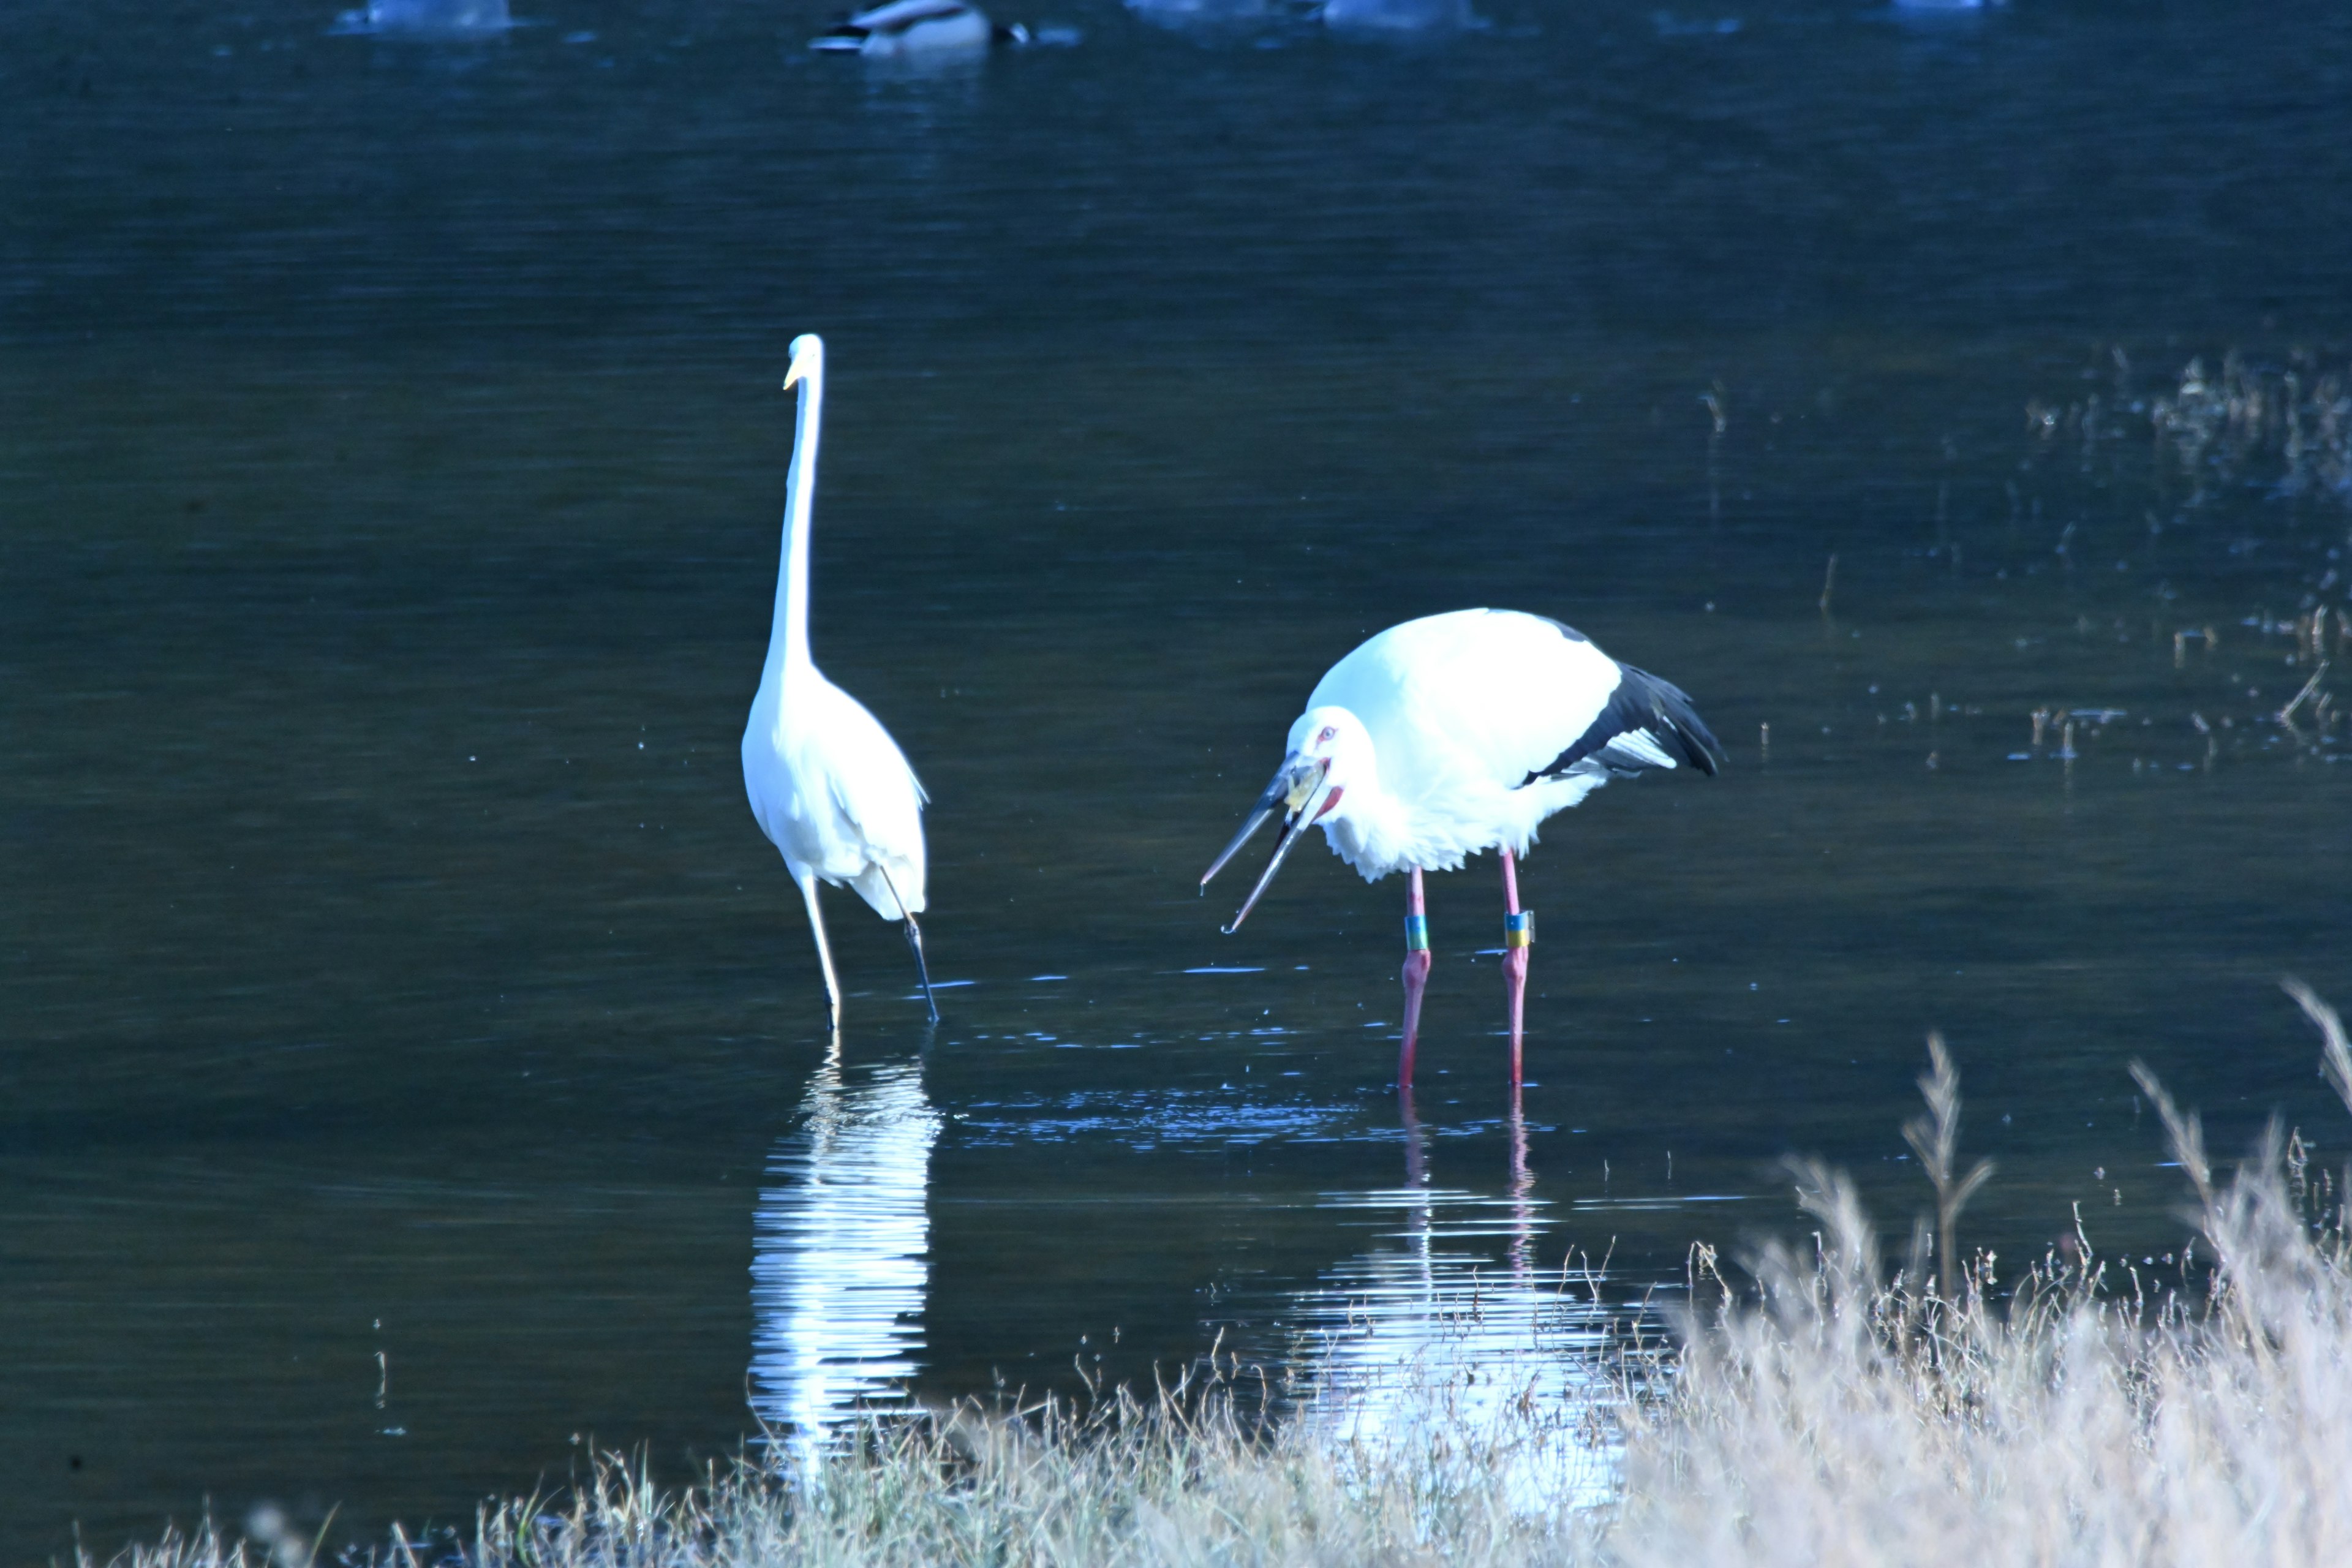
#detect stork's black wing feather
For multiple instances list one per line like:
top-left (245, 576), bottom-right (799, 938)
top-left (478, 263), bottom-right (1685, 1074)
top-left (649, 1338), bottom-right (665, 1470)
top-left (1522, 662), bottom-right (1724, 783)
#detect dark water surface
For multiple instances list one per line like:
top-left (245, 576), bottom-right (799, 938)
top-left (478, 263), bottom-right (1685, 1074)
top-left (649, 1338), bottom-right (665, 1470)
top-left (7, 0), bottom-right (2352, 1555)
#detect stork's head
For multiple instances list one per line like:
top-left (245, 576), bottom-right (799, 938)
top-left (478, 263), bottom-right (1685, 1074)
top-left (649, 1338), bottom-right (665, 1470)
top-left (1199, 706), bottom-right (1370, 933)
top-left (1284, 706), bottom-right (1373, 793)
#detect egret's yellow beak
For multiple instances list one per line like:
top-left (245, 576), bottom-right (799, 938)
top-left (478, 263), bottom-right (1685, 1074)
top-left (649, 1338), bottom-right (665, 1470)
top-left (783, 334), bottom-right (820, 390)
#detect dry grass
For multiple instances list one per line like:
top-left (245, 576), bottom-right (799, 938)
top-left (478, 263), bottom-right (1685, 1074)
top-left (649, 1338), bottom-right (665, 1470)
top-left (1613, 983), bottom-right (2352, 1567)
top-left (96, 986), bottom-right (2352, 1568)
top-left (2150, 352), bottom-right (2352, 509)
top-left (2034, 347), bottom-right (2352, 511)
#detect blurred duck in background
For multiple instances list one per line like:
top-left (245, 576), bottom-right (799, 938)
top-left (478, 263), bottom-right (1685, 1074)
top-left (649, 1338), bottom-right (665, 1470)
top-left (1317, 0), bottom-right (1472, 33)
top-left (345, 0), bottom-right (511, 31)
top-left (810, 0), bottom-right (1030, 57)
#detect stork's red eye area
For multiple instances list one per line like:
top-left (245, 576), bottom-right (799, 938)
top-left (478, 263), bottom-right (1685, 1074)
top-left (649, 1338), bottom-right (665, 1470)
top-left (1317, 726), bottom-right (1336, 745)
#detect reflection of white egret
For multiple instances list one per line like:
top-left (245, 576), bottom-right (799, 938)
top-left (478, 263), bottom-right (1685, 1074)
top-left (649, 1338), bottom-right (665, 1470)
top-left (1201, 609), bottom-right (1722, 1088)
top-left (742, 335), bottom-right (939, 1030)
top-left (749, 1048), bottom-right (942, 1468)
top-left (1288, 1087), bottom-right (1619, 1512)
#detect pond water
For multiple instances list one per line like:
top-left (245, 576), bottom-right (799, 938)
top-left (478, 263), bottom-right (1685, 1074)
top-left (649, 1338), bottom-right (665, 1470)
top-left (5, 0), bottom-right (2351, 1556)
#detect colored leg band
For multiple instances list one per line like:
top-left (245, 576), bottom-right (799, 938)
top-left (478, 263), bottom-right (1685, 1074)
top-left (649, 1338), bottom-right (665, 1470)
top-left (1504, 910), bottom-right (1535, 948)
top-left (1403, 914), bottom-right (1430, 952)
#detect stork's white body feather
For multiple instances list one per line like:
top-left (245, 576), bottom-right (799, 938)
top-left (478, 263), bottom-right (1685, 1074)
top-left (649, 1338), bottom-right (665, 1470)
top-left (742, 335), bottom-right (935, 1024)
top-left (1292, 608), bottom-right (1706, 880)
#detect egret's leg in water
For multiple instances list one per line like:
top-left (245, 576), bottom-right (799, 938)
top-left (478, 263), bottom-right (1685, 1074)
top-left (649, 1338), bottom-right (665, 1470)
top-left (1501, 848), bottom-right (1532, 1087)
top-left (1399, 867), bottom-right (1432, 1087)
top-left (875, 864), bottom-right (939, 1025)
top-left (794, 867), bottom-right (843, 1030)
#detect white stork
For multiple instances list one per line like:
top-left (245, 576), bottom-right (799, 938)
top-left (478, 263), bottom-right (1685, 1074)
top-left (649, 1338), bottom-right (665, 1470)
top-left (1200, 608), bottom-right (1722, 1087)
top-left (742, 335), bottom-right (938, 1030)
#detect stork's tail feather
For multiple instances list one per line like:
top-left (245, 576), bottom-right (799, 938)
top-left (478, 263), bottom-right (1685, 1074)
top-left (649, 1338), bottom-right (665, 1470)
top-left (1621, 663), bottom-right (1725, 775)
top-left (1523, 661), bottom-right (1725, 785)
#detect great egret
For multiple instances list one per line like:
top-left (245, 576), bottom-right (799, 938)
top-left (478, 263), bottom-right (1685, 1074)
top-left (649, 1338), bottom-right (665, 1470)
top-left (1201, 608), bottom-right (1722, 1087)
top-left (742, 334), bottom-right (938, 1030)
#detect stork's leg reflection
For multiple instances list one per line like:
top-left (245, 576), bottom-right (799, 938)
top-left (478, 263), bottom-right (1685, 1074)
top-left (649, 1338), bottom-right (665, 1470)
top-left (1507, 1085), bottom-right (1535, 1280)
top-left (1399, 1085), bottom-right (1433, 1300)
top-left (1400, 1084), bottom-right (1428, 1192)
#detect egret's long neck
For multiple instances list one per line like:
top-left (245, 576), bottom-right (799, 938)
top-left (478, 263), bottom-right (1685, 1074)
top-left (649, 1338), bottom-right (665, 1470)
top-left (768, 363), bottom-right (824, 679)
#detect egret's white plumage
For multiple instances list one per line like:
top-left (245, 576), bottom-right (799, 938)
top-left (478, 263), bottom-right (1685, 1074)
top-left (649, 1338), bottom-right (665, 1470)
top-left (1202, 608), bottom-right (1721, 1085)
top-left (743, 334), bottom-right (938, 1028)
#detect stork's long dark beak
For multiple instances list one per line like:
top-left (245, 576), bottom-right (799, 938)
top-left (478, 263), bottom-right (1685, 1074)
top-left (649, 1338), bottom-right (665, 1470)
top-left (1200, 755), bottom-right (1335, 934)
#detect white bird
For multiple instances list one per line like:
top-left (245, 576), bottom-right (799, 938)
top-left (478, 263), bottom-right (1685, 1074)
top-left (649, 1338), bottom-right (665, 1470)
top-left (810, 0), bottom-right (1027, 56)
top-left (1200, 608), bottom-right (1722, 1087)
top-left (743, 334), bottom-right (938, 1030)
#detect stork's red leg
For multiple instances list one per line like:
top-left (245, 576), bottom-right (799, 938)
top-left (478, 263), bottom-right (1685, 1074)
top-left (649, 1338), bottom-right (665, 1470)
top-left (1398, 867), bottom-right (1431, 1087)
top-left (1501, 848), bottom-right (1532, 1087)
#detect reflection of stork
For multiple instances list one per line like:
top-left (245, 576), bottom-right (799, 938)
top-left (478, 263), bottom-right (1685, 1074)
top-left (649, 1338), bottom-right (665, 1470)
top-left (749, 1047), bottom-right (941, 1467)
top-left (1287, 1088), bottom-right (1618, 1510)
top-left (1507, 1091), bottom-right (1536, 1281)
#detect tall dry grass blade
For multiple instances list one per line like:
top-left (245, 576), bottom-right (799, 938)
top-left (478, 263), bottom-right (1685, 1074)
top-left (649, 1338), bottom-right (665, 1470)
top-left (1784, 1156), bottom-right (1880, 1321)
top-left (2282, 976), bottom-right (2352, 1117)
top-left (2130, 1059), bottom-right (2215, 1212)
top-left (1902, 1032), bottom-right (1994, 1302)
